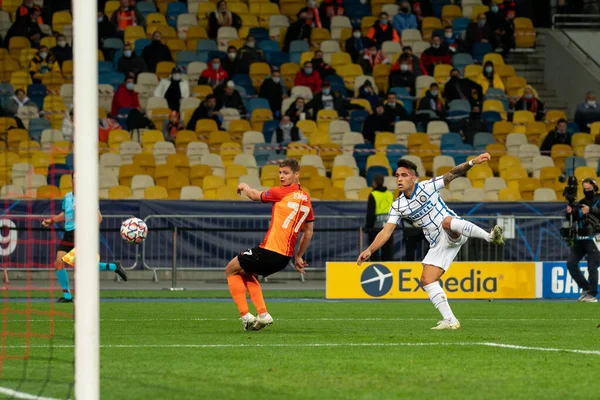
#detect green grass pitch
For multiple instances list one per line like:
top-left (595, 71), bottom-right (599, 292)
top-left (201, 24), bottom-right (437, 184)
top-left (1, 291), bottom-right (599, 400)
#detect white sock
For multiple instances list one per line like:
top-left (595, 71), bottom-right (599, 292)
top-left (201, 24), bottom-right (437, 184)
top-left (450, 218), bottom-right (491, 242)
top-left (423, 282), bottom-right (457, 322)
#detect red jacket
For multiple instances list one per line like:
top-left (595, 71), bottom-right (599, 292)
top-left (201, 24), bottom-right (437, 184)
top-left (111, 84), bottom-right (141, 117)
top-left (294, 70), bottom-right (322, 93)
top-left (199, 65), bottom-right (228, 88)
top-left (420, 46), bottom-right (452, 76)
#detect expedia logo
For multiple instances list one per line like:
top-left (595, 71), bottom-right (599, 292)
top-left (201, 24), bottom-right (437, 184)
top-left (360, 264), bottom-right (393, 297)
top-left (398, 269), bottom-right (498, 292)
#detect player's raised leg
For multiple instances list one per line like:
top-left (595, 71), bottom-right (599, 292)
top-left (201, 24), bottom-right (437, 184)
top-left (225, 256), bottom-right (256, 330)
top-left (442, 216), bottom-right (505, 245)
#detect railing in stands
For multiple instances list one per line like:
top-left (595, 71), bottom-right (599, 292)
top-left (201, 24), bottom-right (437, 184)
top-left (552, 14), bottom-right (600, 29)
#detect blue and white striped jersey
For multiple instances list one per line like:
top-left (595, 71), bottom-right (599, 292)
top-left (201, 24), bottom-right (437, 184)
top-left (386, 176), bottom-right (457, 246)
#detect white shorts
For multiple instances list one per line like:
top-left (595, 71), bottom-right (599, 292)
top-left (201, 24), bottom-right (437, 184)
top-left (421, 231), bottom-right (468, 271)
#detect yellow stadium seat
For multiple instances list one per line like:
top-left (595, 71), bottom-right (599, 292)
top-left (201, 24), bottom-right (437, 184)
top-left (124, 26), bottom-right (146, 45)
top-left (59, 174), bottom-right (73, 196)
top-left (482, 99), bottom-right (507, 120)
top-left (104, 1), bottom-right (120, 16)
top-left (299, 165), bottom-right (319, 188)
top-left (0, 59), bottom-right (20, 82)
top-left (316, 109), bottom-right (338, 133)
top-left (190, 164), bottom-right (213, 187)
top-left (286, 141), bottom-right (317, 159)
top-left (296, 120), bottom-right (318, 139)
top-left (109, 185), bottom-right (133, 199)
top-left (251, 109), bottom-right (273, 131)
top-left (550, 144), bottom-right (573, 172)
top-left (433, 64), bottom-right (453, 85)
top-left (195, 118), bottom-right (219, 139)
top-left (203, 175), bottom-right (226, 199)
top-left (519, 177), bottom-right (541, 201)
top-left (187, 27), bottom-right (209, 42)
top-left (249, 62), bottom-right (271, 90)
top-left (154, 164), bottom-right (176, 187)
top-left (146, 13), bottom-right (167, 26)
top-left (442, 5), bottom-right (462, 24)
top-left (483, 53), bottom-right (504, 67)
top-left (50, 141), bottom-right (71, 163)
top-left (308, 131), bottom-right (331, 147)
top-left (408, 133), bottom-right (430, 154)
top-left (497, 64), bottom-right (516, 86)
top-left (18, 140), bottom-right (40, 162)
top-left (467, 165), bottom-right (493, 188)
top-left (167, 39), bottom-right (186, 60)
top-left (108, 130), bottom-right (131, 153)
top-left (310, 28), bottom-right (331, 50)
top-left (498, 187), bottom-right (521, 201)
top-left (331, 165), bottom-right (355, 189)
top-left (175, 130), bottom-right (198, 152)
top-left (514, 18), bottom-right (536, 48)
top-left (575, 166), bottom-right (597, 182)
top-left (197, 3), bottom-right (216, 28)
top-left (372, 64), bottom-right (391, 92)
top-left (52, 11), bottom-right (72, 34)
top-left (191, 85), bottom-right (214, 102)
top-left (366, 154), bottom-right (392, 175)
top-left (32, 152), bottom-right (51, 175)
top-left (133, 153), bottom-right (157, 176)
top-left (208, 131), bottom-right (232, 152)
top-left (320, 143), bottom-right (342, 170)
top-left (10, 71), bottom-right (32, 92)
top-left (421, 17), bottom-right (442, 41)
top-left (358, 186), bottom-right (373, 201)
top-left (147, 25), bottom-right (177, 40)
top-left (225, 164), bottom-right (248, 188)
top-left (309, 175), bottom-right (332, 198)
top-left (374, 132), bottom-right (397, 151)
top-left (545, 110), bottom-right (568, 132)
top-left (339, 64), bottom-right (363, 91)
top-left (144, 186), bottom-right (169, 200)
top-left (20, 48), bottom-right (38, 69)
top-left (167, 153), bottom-right (191, 176)
top-left (506, 76), bottom-right (527, 98)
top-left (166, 172), bottom-right (190, 199)
top-left (503, 167), bottom-right (528, 189)
top-left (220, 142), bottom-right (242, 166)
top-left (571, 133), bottom-right (593, 157)
top-left (540, 166), bottom-right (561, 188)
top-left (331, 52), bottom-right (352, 69)
top-left (9, 36), bottom-right (30, 60)
top-left (7, 129), bottom-right (29, 150)
top-left (141, 130), bottom-right (164, 149)
top-left (486, 143), bottom-right (507, 173)
top-left (228, 120), bottom-right (251, 141)
top-left (320, 186), bottom-right (346, 201)
top-left (281, 63), bottom-right (300, 90)
top-left (260, 164), bottom-right (280, 187)
top-left (492, 121), bottom-right (513, 144)
top-left (214, 186), bottom-right (239, 200)
top-left (42, 72), bottom-right (65, 92)
top-left (464, 64), bottom-right (482, 80)
top-left (118, 164), bottom-right (143, 187)
top-left (37, 185), bottom-right (62, 199)
top-left (498, 155), bottom-right (521, 175)
top-left (156, 61), bottom-right (176, 78)
top-left (513, 110), bottom-right (534, 126)
top-left (525, 121), bottom-right (547, 145)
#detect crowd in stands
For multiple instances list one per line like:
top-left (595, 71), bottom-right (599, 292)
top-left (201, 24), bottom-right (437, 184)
top-left (1, 0), bottom-right (600, 202)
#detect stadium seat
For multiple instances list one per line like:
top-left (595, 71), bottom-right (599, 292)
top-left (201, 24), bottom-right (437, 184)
top-left (467, 165), bottom-right (493, 188)
top-left (514, 18), bottom-right (536, 48)
top-left (448, 177), bottom-right (472, 199)
top-left (551, 144), bottom-right (574, 172)
top-left (498, 187), bottom-right (522, 201)
top-left (533, 188), bottom-right (557, 202)
top-left (144, 186), bottom-right (169, 200)
top-left (189, 164), bottom-right (213, 187)
top-left (166, 173), bottom-right (190, 199)
top-left (132, 175), bottom-right (155, 198)
top-left (331, 166), bottom-right (356, 189)
top-left (180, 186), bottom-right (204, 200)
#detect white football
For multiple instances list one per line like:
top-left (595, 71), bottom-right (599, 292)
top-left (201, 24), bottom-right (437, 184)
top-left (120, 217), bottom-right (148, 245)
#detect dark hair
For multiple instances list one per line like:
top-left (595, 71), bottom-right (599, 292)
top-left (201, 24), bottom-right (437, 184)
top-left (484, 60), bottom-right (494, 69)
top-left (583, 178), bottom-right (598, 192)
top-left (386, 92), bottom-right (397, 97)
top-left (397, 159), bottom-right (418, 174)
top-left (373, 174), bottom-right (384, 187)
top-left (205, 94), bottom-right (216, 101)
top-left (432, 33), bottom-right (441, 39)
top-left (557, 118), bottom-right (568, 125)
top-left (444, 25), bottom-right (453, 30)
top-left (402, 46), bottom-right (412, 52)
top-left (379, 12), bottom-right (388, 18)
top-left (227, 46), bottom-right (236, 52)
top-left (15, 88), bottom-right (25, 95)
top-left (279, 158), bottom-right (300, 173)
top-left (303, 61), bottom-right (312, 67)
top-left (430, 83), bottom-right (438, 88)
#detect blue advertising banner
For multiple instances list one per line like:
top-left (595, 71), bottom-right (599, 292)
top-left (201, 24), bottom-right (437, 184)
top-left (542, 261), bottom-right (600, 298)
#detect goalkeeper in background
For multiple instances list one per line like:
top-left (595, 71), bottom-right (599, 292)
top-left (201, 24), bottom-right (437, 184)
top-left (42, 174), bottom-right (128, 302)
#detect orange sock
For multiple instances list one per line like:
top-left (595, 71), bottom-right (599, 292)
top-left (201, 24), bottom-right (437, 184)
top-left (243, 275), bottom-right (267, 315)
top-left (227, 275), bottom-right (248, 316)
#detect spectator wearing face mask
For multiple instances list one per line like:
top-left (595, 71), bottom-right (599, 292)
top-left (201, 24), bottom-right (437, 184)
top-left (283, 11), bottom-right (312, 53)
top-left (222, 46), bottom-right (239, 77)
top-left (391, 46), bottom-right (426, 76)
top-left (110, 0), bottom-right (145, 39)
top-left (305, 81), bottom-right (364, 119)
top-left (384, 92), bottom-right (409, 122)
top-left (541, 118), bottom-right (571, 153)
top-left (163, 110), bottom-right (185, 142)
top-left (362, 104), bottom-right (392, 144)
top-left (111, 75), bottom-right (141, 117)
top-left (359, 46), bottom-right (385, 75)
top-left (513, 85), bottom-right (545, 121)
top-left (367, 12), bottom-right (400, 49)
top-left (285, 97), bottom-right (310, 124)
top-left (420, 34), bottom-right (452, 76)
top-left (475, 61), bottom-right (504, 93)
top-left (318, 0), bottom-right (344, 30)
top-left (294, 61), bottom-right (322, 93)
top-left (575, 92), bottom-right (600, 133)
top-left (208, 0), bottom-right (242, 39)
top-left (16, 0), bottom-right (43, 25)
top-left (417, 83), bottom-right (445, 118)
top-left (98, 11), bottom-right (117, 50)
top-left (272, 116), bottom-right (307, 146)
top-left (444, 68), bottom-right (483, 109)
top-left (215, 80), bottom-right (246, 114)
top-left (345, 28), bottom-right (374, 63)
top-left (299, 0), bottom-right (322, 28)
top-left (117, 42), bottom-right (147, 77)
top-left (311, 51), bottom-right (337, 79)
top-left (142, 31), bottom-right (173, 73)
top-left (466, 13), bottom-right (492, 53)
top-left (51, 35), bottom-right (72, 68)
top-left (186, 94), bottom-right (222, 131)
top-left (5, 6), bottom-right (44, 49)
top-left (388, 57), bottom-right (416, 95)
top-left (357, 80), bottom-right (379, 110)
top-left (443, 26), bottom-right (463, 53)
top-left (259, 69), bottom-right (287, 117)
top-left (236, 35), bottom-right (265, 74)
top-left (199, 57), bottom-right (228, 89)
top-left (458, 106), bottom-right (489, 145)
top-left (393, 1), bottom-right (418, 36)
top-left (154, 67), bottom-right (190, 112)
top-left (29, 45), bottom-right (61, 83)
top-left (6, 88), bottom-right (38, 116)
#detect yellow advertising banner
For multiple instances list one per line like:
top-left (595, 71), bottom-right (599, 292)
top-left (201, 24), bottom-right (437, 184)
top-left (326, 262), bottom-right (536, 299)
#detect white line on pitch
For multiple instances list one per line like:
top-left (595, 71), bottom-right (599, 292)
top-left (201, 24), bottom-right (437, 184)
top-left (0, 386), bottom-right (63, 400)
top-left (2, 342), bottom-right (600, 356)
top-left (6, 317), bottom-right (598, 322)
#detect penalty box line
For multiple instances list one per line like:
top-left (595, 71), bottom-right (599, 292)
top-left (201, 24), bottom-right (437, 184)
top-left (0, 386), bottom-right (63, 400)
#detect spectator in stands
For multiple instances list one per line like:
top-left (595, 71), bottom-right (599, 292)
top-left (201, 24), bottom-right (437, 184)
top-left (362, 104), bottom-right (391, 144)
top-left (458, 106), bottom-right (489, 145)
top-left (417, 83), bottom-right (445, 118)
top-left (208, 0), bottom-right (242, 40)
top-left (498, 0), bottom-right (517, 19)
top-left (283, 11), bottom-right (312, 53)
top-left (199, 56), bottom-right (228, 89)
top-left (360, 45), bottom-right (392, 75)
top-left (259, 69), bottom-right (287, 117)
top-left (513, 85), bottom-right (545, 121)
top-left (476, 61), bottom-right (504, 93)
top-left (51, 35), bottom-right (73, 68)
top-left (575, 92), bottom-right (600, 132)
top-left (15, 0), bottom-right (43, 25)
top-left (117, 42), bottom-right (147, 77)
top-left (215, 80), bottom-right (246, 114)
top-left (186, 94), bottom-right (222, 131)
top-left (420, 34), bottom-right (452, 76)
top-left (285, 97), bottom-right (310, 123)
top-left (465, 13), bottom-right (492, 53)
top-left (305, 81), bottom-right (363, 119)
top-left (223, 46), bottom-right (239, 78)
top-left (111, 75), bottom-right (141, 117)
top-left (367, 12), bottom-right (400, 49)
top-left (443, 26), bottom-right (463, 53)
top-left (110, 0), bottom-right (145, 39)
top-left (318, 0), bottom-right (344, 30)
top-left (384, 92), bottom-right (409, 122)
top-left (163, 110), bottom-right (184, 142)
top-left (29, 45), bottom-right (61, 83)
top-left (98, 11), bottom-right (117, 50)
top-left (541, 118), bottom-right (571, 153)
top-left (6, 89), bottom-right (37, 117)
top-left (5, 6), bottom-right (45, 48)
top-left (365, 174), bottom-right (395, 262)
top-left (393, 1), bottom-right (418, 36)
top-left (299, 0), bottom-right (322, 28)
top-left (62, 109), bottom-right (74, 143)
top-left (294, 61), bottom-right (322, 93)
top-left (271, 115), bottom-right (307, 145)
top-left (444, 68), bottom-right (483, 108)
top-left (311, 51), bottom-right (336, 79)
top-left (391, 46), bottom-right (425, 76)
top-left (345, 27), bottom-right (374, 63)
top-left (142, 31), bottom-right (173, 74)
top-left (388, 56), bottom-right (416, 95)
top-left (487, 4), bottom-right (515, 56)
top-left (357, 80), bottom-right (379, 110)
top-left (154, 67), bottom-right (190, 112)
top-left (236, 36), bottom-right (265, 74)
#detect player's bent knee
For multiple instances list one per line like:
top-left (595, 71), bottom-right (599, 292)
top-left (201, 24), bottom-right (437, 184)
top-left (441, 216), bottom-right (454, 230)
top-left (225, 257), bottom-right (243, 276)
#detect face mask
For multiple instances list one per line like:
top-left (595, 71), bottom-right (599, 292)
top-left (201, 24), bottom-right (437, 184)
top-left (322, 88), bottom-right (331, 95)
top-left (173, 74), bottom-right (181, 81)
top-left (309, 1), bottom-right (318, 7)
top-left (58, 41), bottom-right (66, 47)
top-left (478, 20), bottom-right (486, 27)
top-left (400, 64), bottom-right (409, 72)
top-left (353, 32), bottom-right (361, 39)
top-left (39, 52), bottom-right (48, 59)
top-left (491, 5), bottom-right (499, 13)
top-left (126, 82), bottom-right (135, 90)
top-left (444, 32), bottom-right (453, 39)
top-left (370, 50), bottom-right (377, 56)
top-left (124, 50), bottom-right (132, 57)
top-left (471, 112), bottom-right (481, 120)
top-left (585, 190), bottom-right (595, 200)
top-left (485, 66), bottom-right (493, 74)
top-left (304, 68), bottom-right (312, 75)
top-left (432, 44), bottom-right (440, 49)
top-left (281, 123), bottom-right (293, 129)
top-left (380, 19), bottom-right (388, 25)
top-left (387, 101), bottom-right (396, 108)
top-left (272, 77), bottom-right (280, 84)
top-left (98, 17), bottom-right (103, 23)
top-left (588, 100), bottom-right (596, 107)
top-left (524, 94), bottom-right (533, 99)
top-left (228, 52), bottom-right (236, 60)
top-left (213, 63), bottom-right (220, 70)
top-left (246, 41), bottom-right (255, 48)
top-left (431, 90), bottom-right (438, 97)
top-left (401, 7), bottom-right (409, 13)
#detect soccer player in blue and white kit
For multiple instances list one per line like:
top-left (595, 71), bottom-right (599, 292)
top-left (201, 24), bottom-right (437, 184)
top-left (357, 153), bottom-right (505, 330)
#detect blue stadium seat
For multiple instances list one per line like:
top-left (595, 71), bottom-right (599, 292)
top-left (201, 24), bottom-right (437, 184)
top-left (452, 53), bottom-right (473, 74)
top-left (133, 39), bottom-right (152, 56)
top-left (448, 99), bottom-right (471, 122)
top-left (232, 74), bottom-right (255, 95)
top-left (440, 132), bottom-right (464, 149)
top-left (136, 1), bottom-right (157, 17)
top-left (345, 3), bottom-right (371, 25)
top-left (472, 42), bottom-right (493, 64)
top-left (234, 85), bottom-right (248, 98)
top-left (390, 86), bottom-right (414, 115)
top-left (265, 51), bottom-right (289, 68)
top-left (112, 49), bottom-right (123, 69)
top-left (177, 51), bottom-right (201, 68)
top-left (472, 132), bottom-right (495, 151)
top-left (325, 74), bottom-right (347, 97)
top-left (99, 72), bottom-right (126, 90)
top-left (386, 144), bottom-right (408, 168)
top-left (452, 18), bottom-right (470, 38)
top-left (166, 2), bottom-right (187, 27)
top-left (103, 38), bottom-right (123, 51)
top-left (115, 107), bottom-right (132, 128)
top-left (28, 118), bottom-right (51, 142)
top-left (349, 109), bottom-right (369, 132)
top-left (259, 40), bottom-right (280, 53)
top-left (567, 122), bottom-right (579, 134)
top-left (262, 120), bottom-right (279, 143)
top-left (249, 28), bottom-right (269, 42)
top-left (196, 39), bottom-right (218, 54)
top-left (289, 40), bottom-right (310, 54)
top-left (565, 156), bottom-right (586, 176)
top-left (443, 143), bottom-right (473, 164)
top-left (431, 0), bottom-right (451, 18)
top-left (0, 83), bottom-right (14, 109)
top-left (47, 163), bottom-right (71, 186)
top-left (254, 143), bottom-right (273, 167)
top-left (367, 165), bottom-right (390, 183)
top-left (248, 98), bottom-right (271, 116)
top-left (353, 143), bottom-right (374, 174)
top-left (65, 153), bottom-right (74, 170)
top-left (27, 84), bottom-right (47, 110)
top-left (207, 50), bottom-right (227, 61)
top-left (482, 111), bottom-right (502, 126)
top-left (98, 61), bottom-right (114, 74)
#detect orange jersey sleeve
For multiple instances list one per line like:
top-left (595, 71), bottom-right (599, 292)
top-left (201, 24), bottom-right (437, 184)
top-left (260, 184), bottom-right (314, 257)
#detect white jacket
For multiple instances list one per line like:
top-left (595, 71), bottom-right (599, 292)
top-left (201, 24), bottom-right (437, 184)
top-left (153, 78), bottom-right (190, 99)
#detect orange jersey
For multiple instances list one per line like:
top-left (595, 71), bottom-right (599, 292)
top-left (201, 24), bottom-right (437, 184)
top-left (259, 184), bottom-right (314, 257)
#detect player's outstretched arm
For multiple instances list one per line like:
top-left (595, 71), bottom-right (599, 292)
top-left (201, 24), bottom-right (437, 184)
top-left (236, 183), bottom-right (263, 201)
top-left (42, 212), bottom-right (65, 227)
top-left (442, 152), bottom-right (491, 186)
top-left (98, 210), bottom-right (103, 223)
top-left (294, 222), bottom-right (314, 274)
top-left (357, 222), bottom-right (396, 265)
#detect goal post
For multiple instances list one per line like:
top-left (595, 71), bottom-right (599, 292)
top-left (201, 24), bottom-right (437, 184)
top-left (73, 0), bottom-right (100, 398)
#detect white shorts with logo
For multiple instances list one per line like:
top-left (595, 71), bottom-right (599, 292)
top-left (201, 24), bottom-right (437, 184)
top-left (421, 230), bottom-right (468, 271)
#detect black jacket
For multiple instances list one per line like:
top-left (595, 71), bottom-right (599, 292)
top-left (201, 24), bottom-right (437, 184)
top-left (117, 54), bottom-right (148, 76)
top-left (567, 193), bottom-right (600, 238)
top-left (142, 40), bottom-right (173, 73)
top-left (306, 93), bottom-right (363, 119)
top-left (540, 130), bottom-right (571, 153)
top-left (458, 116), bottom-right (489, 145)
top-left (50, 45), bottom-right (73, 68)
top-left (388, 70), bottom-right (416, 95)
top-left (236, 46), bottom-right (265, 74)
top-left (259, 78), bottom-right (284, 114)
top-left (311, 57), bottom-right (336, 79)
top-left (208, 12), bottom-right (242, 39)
top-left (444, 77), bottom-right (483, 108)
top-left (186, 102), bottom-right (221, 131)
top-left (345, 36), bottom-right (374, 62)
top-left (215, 89), bottom-right (246, 114)
top-left (98, 15), bottom-right (117, 48)
top-left (362, 113), bottom-right (392, 144)
top-left (384, 103), bottom-right (409, 122)
top-left (222, 57), bottom-right (238, 78)
top-left (283, 20), bottom-right (312, 53)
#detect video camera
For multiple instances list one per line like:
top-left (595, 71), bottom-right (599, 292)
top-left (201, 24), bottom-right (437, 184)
top-left (559, 175), bottom-right (600, 245)
top-left (562, 175), bottom-right (579, 206)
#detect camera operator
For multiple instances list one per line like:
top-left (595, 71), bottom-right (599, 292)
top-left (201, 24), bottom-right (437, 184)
top-left (565, 178), bottom-right (600, 302)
